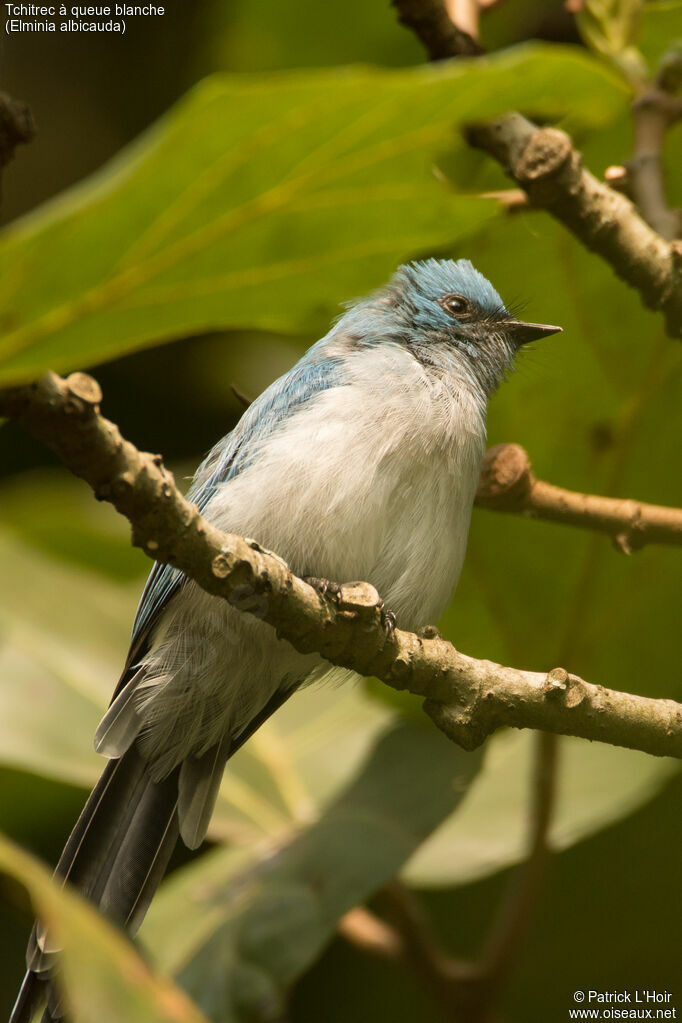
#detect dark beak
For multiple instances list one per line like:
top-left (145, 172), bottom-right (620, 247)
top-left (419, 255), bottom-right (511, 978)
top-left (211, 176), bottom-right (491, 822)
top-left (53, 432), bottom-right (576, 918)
top-left (506, 320), bottom-right (563, 346)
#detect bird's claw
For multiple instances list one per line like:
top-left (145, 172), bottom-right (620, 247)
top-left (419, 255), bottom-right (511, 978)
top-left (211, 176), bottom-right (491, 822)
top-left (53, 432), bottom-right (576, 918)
top-left (304, 575), bottom-right (343, 601)
top-left (381, 607), bottom-right (397, 639)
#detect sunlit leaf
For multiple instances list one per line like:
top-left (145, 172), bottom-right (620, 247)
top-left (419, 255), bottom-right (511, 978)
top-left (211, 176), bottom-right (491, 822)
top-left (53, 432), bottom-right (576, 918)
top-left (0, 529), bottom-right (133, 787)
top-left (0, 833), bottom-right (209, 1023)
top-left (0, 469), bottom-right (144, 581)
top-left (144, 724), bottom-right (482, 1022)
top-left (403, 730), bottom-right (678, 886)
top-left (0, 47), bottom-right (625, 384)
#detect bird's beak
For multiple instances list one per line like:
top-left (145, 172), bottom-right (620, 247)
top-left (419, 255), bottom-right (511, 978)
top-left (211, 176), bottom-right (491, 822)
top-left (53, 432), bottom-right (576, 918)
top-left (506, 320), bottom-right (563, 346)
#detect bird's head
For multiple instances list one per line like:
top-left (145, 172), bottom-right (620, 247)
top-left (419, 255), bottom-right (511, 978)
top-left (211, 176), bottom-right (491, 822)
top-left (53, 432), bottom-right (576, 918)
top-left (379, 258), bottom-right (562, 396)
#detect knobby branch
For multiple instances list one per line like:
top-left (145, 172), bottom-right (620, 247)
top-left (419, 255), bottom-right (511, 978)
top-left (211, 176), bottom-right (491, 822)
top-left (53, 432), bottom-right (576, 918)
top-left (391, 0), bottom-right (682, 339)
top-left (2, 371), bottom-right (681, 760)
top-left (475, 443), bottom-right (682, 552)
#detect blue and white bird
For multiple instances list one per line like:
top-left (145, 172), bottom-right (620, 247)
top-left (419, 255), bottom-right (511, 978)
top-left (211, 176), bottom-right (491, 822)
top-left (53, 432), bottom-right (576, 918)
top-left (11, 258), bottom-right (560, 1022)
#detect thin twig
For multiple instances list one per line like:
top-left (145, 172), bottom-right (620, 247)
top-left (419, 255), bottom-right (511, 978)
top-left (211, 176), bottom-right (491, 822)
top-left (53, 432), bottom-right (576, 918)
top-left (627, 86), bottom-right (682, 240)
top-left (465, 113), bottom-right (682, 338)
top-left (2, 371), bottom-right (682, 761)
top-left (338, 906), bottom-right (404, 961)
top-left (391, 0), bottom-right (483, 58)
top-left (394, 0), bottom-right (682, 337)
top-left (340, 885), bottom-right (488, 1022)
top-left (478, 731), bottom-right (558, 989)
top-left (475, 443), bottom-right (682, 551)
top-left (339, 740), bottom-right (560, 1023)
top-left (379, 883), bottom-right (486, 1020)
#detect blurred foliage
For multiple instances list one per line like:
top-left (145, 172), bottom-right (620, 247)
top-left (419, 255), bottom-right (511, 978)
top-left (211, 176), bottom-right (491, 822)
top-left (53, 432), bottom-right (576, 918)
top-left (576, 0), bottom-right (649, 82)
top-left (143, 727), bottom-right (481, 1023)
top-left (0, 48), bottom-right (625, 384)
top-left (293, 771), bottom-right (682, 1022)
top-left (0, 833), bottom-right (209, 1023)
top-left (0, 0), bottom-right (681, 1021)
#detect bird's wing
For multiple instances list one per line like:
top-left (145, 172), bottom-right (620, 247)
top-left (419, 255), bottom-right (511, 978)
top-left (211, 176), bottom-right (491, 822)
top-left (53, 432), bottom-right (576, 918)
top-left (112, 343), bottom-right (347, 697)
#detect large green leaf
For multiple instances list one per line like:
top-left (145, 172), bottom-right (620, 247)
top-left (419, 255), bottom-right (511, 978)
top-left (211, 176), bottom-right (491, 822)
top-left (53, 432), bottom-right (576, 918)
top-left (395, 202), bottom-right (682, 884)
top-left (403, 730), bottom-right (679, 886)
top-left (0, 528), bottom-right (133, 787)
top-left (0, 46), bottom-right (625, 384)
top-left (0, 468), bottom-right (145, 581)
top-left (0, 487), bottom-right (396, 843)
top-left (638, 0), bottom-right (682, 69)
top-left (441, 214), bottom-right (682, 702)
top-left (0, 833), bottom-right (208, 1023)
top-left (0, 522), bottom-right (394, 831)
top-left (143, 724), bottom-right (482, 1023)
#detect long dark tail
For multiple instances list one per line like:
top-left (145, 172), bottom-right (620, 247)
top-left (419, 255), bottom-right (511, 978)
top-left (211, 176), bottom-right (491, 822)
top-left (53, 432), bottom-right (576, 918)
top-left (10, 748), bottom-right (180, 1023)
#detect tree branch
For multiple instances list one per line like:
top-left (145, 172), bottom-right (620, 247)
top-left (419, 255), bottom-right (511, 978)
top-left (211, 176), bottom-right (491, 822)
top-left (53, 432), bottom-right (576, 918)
top-left (392, 0), bottom-right (682, 338)
top-left (391, 0), bottom-right (483, 58)
top-left (341, 736), bottom-right (560, 1023)
top-left (475, 443), bottom-right (682, 552)
top-left (340, 885), bottom-right (488, 1022)
top-left (465, 113), bottom-right (682, 338)
top-left (338, 905), bottom-right (404, 962)
top-left (0, 92), bottom-right (34, 198)
top-left (476, 731), bottom-right (557, 996)
top-left (2, 371), bottom-right (682, 760)
top-left (627, 86), bottom-right (682, 241)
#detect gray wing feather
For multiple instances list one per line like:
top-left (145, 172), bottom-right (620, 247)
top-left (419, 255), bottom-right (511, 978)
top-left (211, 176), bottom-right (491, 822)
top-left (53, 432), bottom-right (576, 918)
top-left (10, 341), bottom-right (348, 1023)
top-left (126, 343), bottom-right (345, 663)
top-left (178, 736), bottom-right (231, 850)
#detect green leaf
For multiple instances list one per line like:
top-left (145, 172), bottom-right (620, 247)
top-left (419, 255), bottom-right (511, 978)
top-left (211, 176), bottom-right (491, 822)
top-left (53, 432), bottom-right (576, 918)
top-left (0, 46), bottom-right (625, 385)
top-left (576, 0), bottom-right (647, 76)
top-left (0, 528), bottom-right (134, 787)
top-left (143, 723), bottom-right (482, 1022)
top-left (638, 1), bottom-right (682, 71)
top-left (406, 209), bottom-right (682, 885)
top-left (440, 215), bottom-right (682, 703)
top-left (403, 730), bottom-right (678, 886)
top-left (200, 0), bottom-right (422, 72)
top-left (0, 832), bottom-right (209, 1023)
top-left (209, 682), bottom-right (393, 846)
top-left (0, 469), bottom-right (145, 581)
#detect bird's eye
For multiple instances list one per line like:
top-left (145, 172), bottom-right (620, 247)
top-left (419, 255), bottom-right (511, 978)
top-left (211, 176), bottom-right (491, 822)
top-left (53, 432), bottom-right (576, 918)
top-left (438, 294), bottom-right (471, 317)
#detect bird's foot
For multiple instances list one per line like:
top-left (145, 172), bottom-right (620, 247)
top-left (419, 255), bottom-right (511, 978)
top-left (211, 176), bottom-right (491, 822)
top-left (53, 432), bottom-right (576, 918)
top-left (381, 606), bottom-right (397, 640)
top-left (417, 624), bottom-right (442, 640)
top-left (304, 575), bottom-right (343, 601)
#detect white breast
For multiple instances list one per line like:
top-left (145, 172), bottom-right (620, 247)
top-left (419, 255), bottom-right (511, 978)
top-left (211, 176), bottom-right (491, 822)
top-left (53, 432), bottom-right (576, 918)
top-left (208, 343), bottom-right (486, 625)
top-left (135, 344), bottom-right (487, 770)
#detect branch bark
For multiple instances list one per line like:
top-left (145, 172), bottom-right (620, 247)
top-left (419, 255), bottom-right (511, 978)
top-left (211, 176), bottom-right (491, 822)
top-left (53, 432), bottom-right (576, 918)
top-left (627, 86), bottom-right (682, 241)
top-left (391, 0), bottom-right (682, 338)
top-left (391, 0), bottom-right (483, 58)
top-left (475, 443), bottom-right (682, 551)
top-left (465, 114), bottom-right (682, 338)
top-left (2, 371), bottom-right (682, 760)
top-left (0, 92), bottom-right (34, 197)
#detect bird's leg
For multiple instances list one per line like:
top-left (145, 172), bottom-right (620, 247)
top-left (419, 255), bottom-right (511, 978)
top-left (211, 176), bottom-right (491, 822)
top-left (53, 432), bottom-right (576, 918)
top-left (303, 576), bottom-right (343, 601)
top-left (305, 576), bottom-right (397, 640)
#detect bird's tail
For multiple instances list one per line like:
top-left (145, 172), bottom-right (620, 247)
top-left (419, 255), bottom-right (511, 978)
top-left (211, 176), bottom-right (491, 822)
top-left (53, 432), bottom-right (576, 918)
top-left (10, 747), bottom-right (180, 1023)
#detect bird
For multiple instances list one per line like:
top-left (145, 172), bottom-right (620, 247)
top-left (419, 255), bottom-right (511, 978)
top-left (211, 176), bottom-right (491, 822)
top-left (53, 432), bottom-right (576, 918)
top-left (10, 258), bottom-right (560, 1022)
